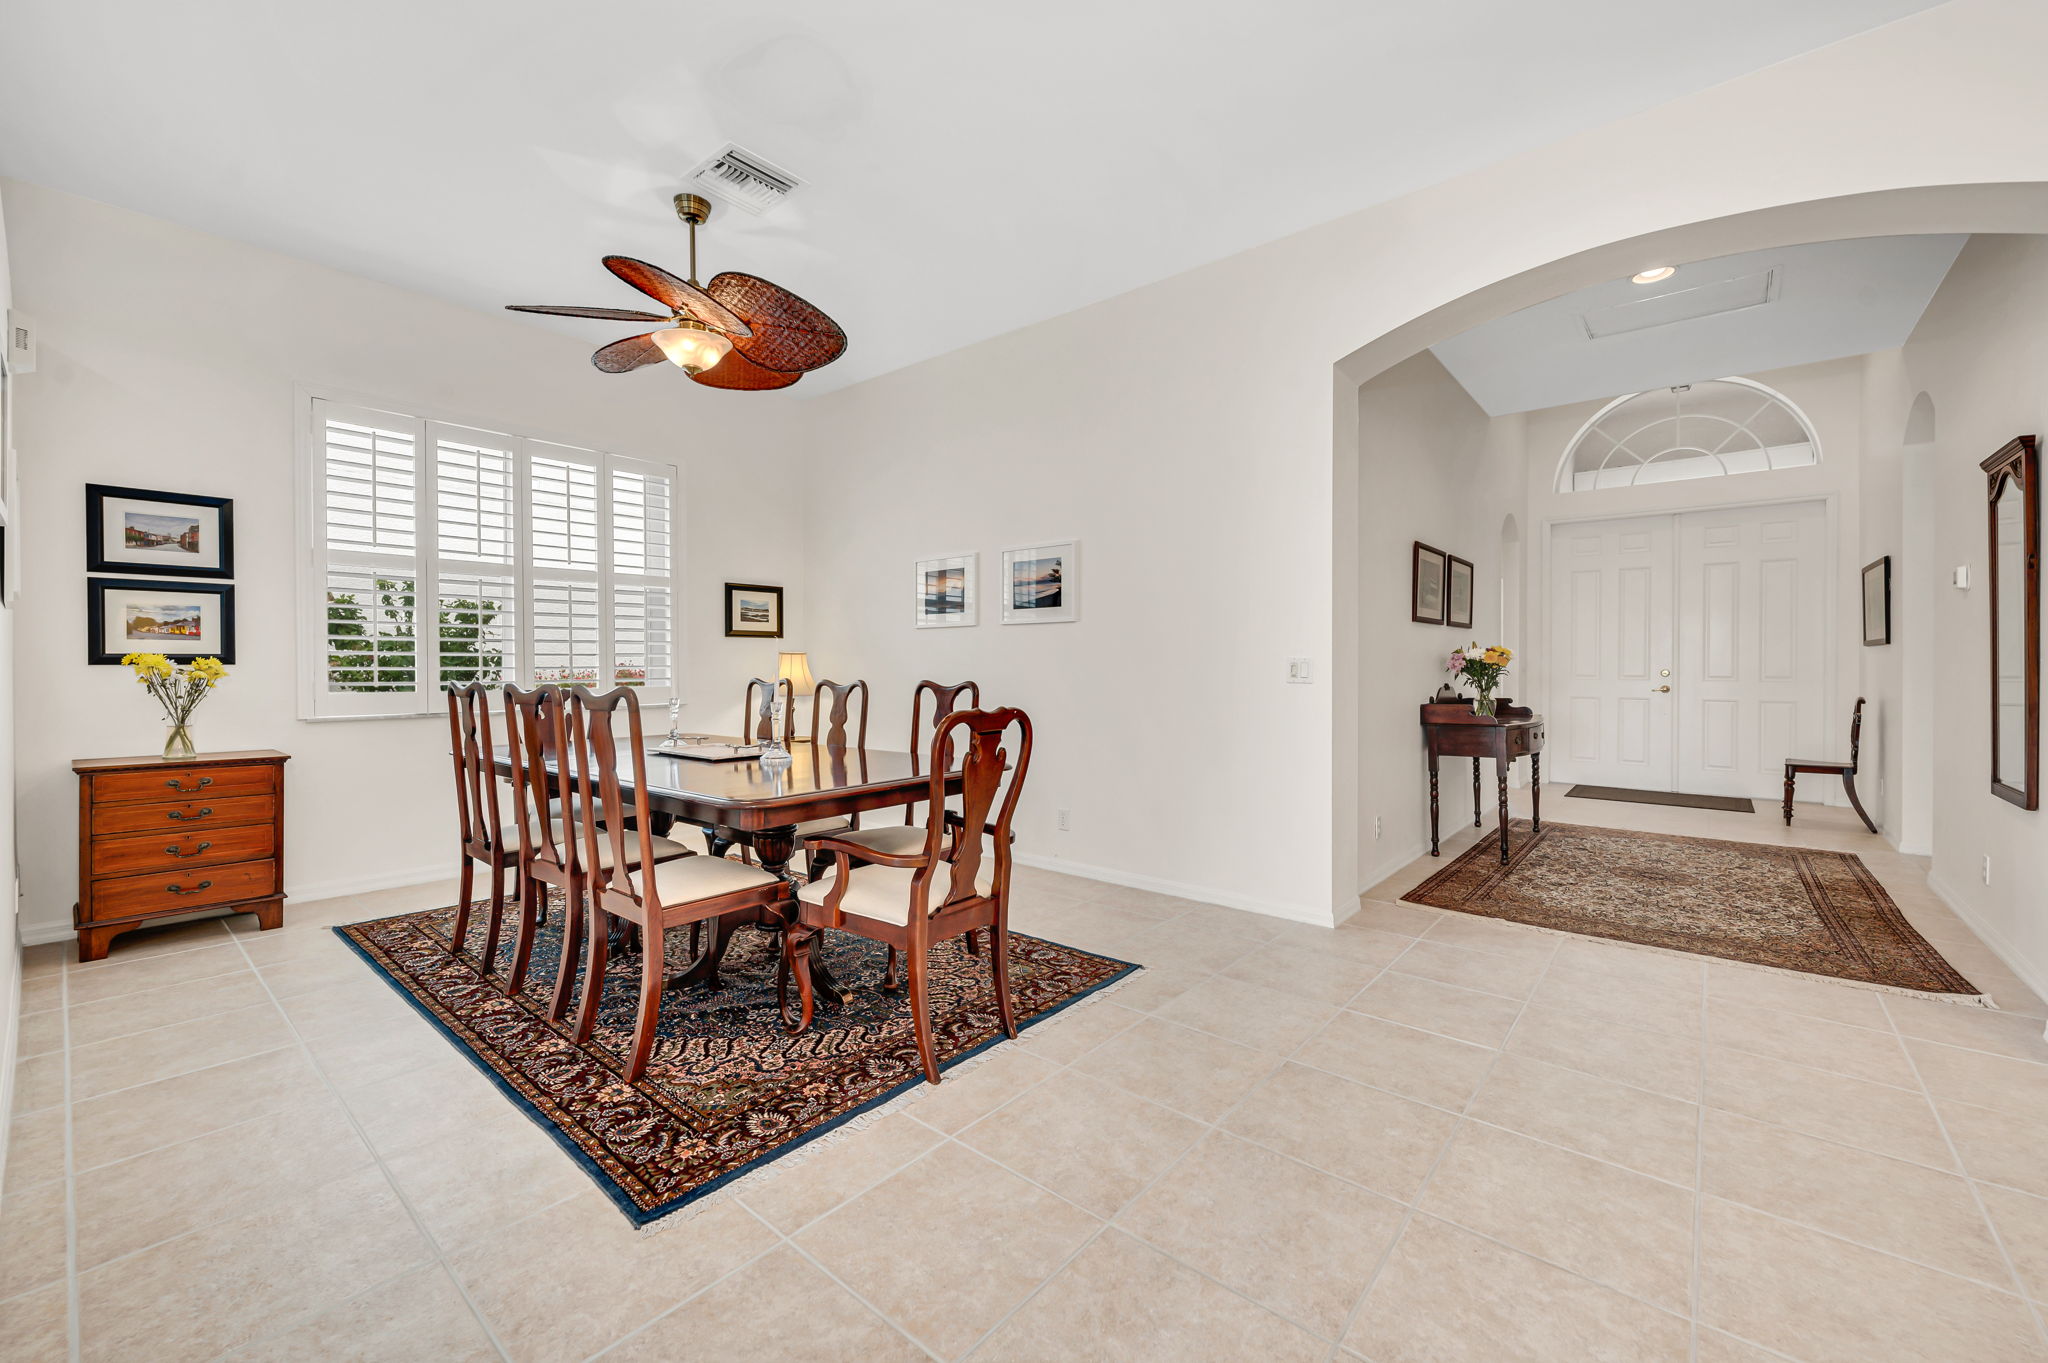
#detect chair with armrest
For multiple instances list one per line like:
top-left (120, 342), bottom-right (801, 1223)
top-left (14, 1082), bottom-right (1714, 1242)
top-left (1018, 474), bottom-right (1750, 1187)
top-left (792, 678), bottom-right (871, 879)
top-left (1783, 696), bottom-right (1878, 834)
top-left (785, 706), bottom-right (1032, 1084)
top-left (567, 684), bottom-right (789, 1081)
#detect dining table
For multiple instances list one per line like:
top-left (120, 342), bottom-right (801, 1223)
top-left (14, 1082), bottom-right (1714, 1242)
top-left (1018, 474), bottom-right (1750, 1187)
top-left (492, 737), bottom-right (962, 1012)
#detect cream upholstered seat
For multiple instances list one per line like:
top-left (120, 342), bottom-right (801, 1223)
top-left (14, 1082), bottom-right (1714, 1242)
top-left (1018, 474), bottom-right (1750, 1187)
top-left (793, 816), bottom-right (851, 837)
top-left (797, 862), bottom-right (991, 925)
top-left (814, 823), bottom-right (930, 858)
top-left (554, 827), bottom-right (689, 869)
top-left (632, 852), bottom-right (780, 903)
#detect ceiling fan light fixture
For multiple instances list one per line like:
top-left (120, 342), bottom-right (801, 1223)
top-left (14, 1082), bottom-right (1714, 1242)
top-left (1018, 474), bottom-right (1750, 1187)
top-left (651, 319), bottom-right (733, 374)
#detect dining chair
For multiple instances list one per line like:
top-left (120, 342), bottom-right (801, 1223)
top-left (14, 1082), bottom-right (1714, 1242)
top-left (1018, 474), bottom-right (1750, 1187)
top-left (800, 679), bottom-right (980, 872)
top-left (1783, 696), bottom-right (1878, 833)
top-left (704, 675), bottom-right (801, 863)
top-left (446, 682), bottom-right (518, 971)
top-left (785, 705), bottom-right (1032, 1084)
top-left (503, 684), bottom-right (693, 1018)
top-left (567, 684), bottom-right (790, 1081)
top-left (795, 678), bottom-right (870, 879)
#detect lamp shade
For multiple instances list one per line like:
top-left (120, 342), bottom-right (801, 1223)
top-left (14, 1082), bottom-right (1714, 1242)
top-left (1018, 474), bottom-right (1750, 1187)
top-left (776, 651), bottom-right (816, 696)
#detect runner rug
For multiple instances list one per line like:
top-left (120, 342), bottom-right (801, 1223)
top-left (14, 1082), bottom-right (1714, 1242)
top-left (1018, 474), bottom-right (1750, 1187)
top-left (337, 893), bottom-right (1137, 1226)
top-left (1403, 820), bottom-right (1985, 1004)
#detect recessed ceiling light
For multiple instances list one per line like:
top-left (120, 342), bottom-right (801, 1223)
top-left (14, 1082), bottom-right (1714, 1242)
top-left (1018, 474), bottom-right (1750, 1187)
top-left (1632, 266), bottom-right (1677, 284)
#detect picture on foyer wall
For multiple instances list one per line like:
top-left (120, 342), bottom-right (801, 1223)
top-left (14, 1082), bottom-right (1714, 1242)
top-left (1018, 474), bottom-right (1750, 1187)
top-left (1862, 555), bottom-right (1892, 646)
top-left (87, 578), bottom-right (236, 665)
top-left (86, 484), bottom-right (235, 578)
top-left (1411, 541), bottom-right (1447, 625)
top-left (1000, 540), bottom-right (1080, 625)
top-left (1446, 554), bottom-right (1475, 631)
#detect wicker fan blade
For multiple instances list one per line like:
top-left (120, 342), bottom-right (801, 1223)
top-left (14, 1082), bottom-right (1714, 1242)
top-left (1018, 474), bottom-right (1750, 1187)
top-left (601, 257), bottom-right (751, 337)
top-left (706, 272), bottom-right (847, 373)
top-left (688, 347), bottom-right (803, 391)
top-left (591, 332), bottom-right (667, 374)
top-left (506, 304), bottom-right (671, 323)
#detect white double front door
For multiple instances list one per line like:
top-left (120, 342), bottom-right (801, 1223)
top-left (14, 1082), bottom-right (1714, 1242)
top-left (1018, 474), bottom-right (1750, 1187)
top-left (1547, 500), bottom-right (1828, 798)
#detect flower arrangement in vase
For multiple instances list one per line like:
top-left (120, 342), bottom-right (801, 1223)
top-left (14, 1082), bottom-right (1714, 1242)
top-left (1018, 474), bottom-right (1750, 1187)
top-left (1446, 642), bottom-right (1513, 717)
top-left (122, 652), bottom-right (229, 759)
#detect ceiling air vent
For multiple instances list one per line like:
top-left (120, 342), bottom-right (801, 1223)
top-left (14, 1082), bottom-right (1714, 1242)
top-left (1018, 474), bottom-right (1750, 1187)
top-left (685, 144), bottom-right (802, 216)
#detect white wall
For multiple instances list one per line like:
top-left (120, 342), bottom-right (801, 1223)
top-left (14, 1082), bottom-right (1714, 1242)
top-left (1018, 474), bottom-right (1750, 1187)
top-left (0, 186), bottom-right (20, 1189)
top-left (2, 179), bottom-right (807, 943)
top-left (1355, 352), bottom-right (1516, 894)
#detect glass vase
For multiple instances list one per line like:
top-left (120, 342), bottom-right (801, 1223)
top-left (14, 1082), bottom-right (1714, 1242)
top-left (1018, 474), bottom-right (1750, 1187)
top-left (163, 723), bottom-right (197, 760)
top-left (1473, 692), bottom-right (1497, 719)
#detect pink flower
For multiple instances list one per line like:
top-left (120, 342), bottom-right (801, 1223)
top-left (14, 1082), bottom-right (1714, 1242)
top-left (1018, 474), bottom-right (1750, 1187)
top-left (1447, 651), bottom-right (1466, 672)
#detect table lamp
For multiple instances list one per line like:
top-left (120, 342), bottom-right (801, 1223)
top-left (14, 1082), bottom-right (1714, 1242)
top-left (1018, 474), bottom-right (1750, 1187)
top-left (778, 651), bottom-right (816, 741)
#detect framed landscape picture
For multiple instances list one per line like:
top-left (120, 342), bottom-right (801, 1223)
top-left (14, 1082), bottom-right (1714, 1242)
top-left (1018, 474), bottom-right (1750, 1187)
top-left (1445, 554), bottom-right (1475, 630)
top-left (88, 578), bottom-right (235, 665)
top-left (1862, 555), bottom-right (1892, 646)
top-left (724, 582), bottom-right (784, 639)
top-left (86, 484), bottom-right (234, 578)
top-left (1000, 539), bottom-right (1080, 625)
top-left (1411, 541), bottom-right (1447, 625)
top-left (914, 552), bottom-right (978, 628)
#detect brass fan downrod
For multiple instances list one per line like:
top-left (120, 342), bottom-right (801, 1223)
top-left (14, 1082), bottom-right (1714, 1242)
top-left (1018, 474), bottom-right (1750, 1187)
top-left (673, 193), bottom-right (712, 285)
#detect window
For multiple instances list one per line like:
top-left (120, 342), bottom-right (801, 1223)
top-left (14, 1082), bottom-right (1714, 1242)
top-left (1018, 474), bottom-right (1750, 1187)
top-left (302, 397), bottom-right (679, 718)
top-left (1558, 378), bottom-right (1819, 492)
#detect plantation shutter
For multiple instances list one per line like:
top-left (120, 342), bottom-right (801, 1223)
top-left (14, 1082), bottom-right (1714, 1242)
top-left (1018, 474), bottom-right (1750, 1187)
top-left (311, 401), bottom-right (427, 717)
top-left (431, 423), bottom-right (520, 690)
top-left (609, 456), bottom-right (676, 690)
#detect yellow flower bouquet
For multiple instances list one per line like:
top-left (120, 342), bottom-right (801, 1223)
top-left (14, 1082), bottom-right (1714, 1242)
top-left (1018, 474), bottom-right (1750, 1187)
top-left (1446, 641), bottom-right (1513, 717)
top-left (122, 653), bottom-right (229, 759)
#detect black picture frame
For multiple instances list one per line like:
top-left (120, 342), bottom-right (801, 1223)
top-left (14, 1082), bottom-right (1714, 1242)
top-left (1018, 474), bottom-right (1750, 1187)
top-left (1445, 554), bottom-right (1475, 630)
top-left (1411, 542), bottom-right (1447, 625)
top-left (87, 578), bottom-right (236, 665)
top-left (724, 582), bottom-right (785, 639)
top-left (1861, 555), bottom-right (1892, 647)
top-left (85, 483), bottom-right (235, 579)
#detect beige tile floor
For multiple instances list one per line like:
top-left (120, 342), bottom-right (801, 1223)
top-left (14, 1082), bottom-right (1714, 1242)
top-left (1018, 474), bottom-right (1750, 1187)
top-left (6, 790), bottom-right (2048, 1361)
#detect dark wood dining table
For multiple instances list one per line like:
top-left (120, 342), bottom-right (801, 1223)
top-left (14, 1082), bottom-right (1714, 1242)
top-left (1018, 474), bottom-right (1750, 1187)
top-left (492, 738), bottom-right (961, 1011)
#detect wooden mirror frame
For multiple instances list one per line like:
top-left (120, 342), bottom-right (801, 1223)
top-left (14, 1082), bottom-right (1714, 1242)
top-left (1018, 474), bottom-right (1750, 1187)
top-left (1982, 435), bottom-right (2040, 810)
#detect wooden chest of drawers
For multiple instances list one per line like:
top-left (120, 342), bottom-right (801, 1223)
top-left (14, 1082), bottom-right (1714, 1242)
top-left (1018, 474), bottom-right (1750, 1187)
top-left (73, 749), bottom-right (290, 960)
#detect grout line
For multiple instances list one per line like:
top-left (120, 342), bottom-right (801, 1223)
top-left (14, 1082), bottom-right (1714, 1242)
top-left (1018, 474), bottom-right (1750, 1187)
top-left (60, 953), bottom-right (80, 1363)
top-left (1690, 950), bottom-right (1709, 1363)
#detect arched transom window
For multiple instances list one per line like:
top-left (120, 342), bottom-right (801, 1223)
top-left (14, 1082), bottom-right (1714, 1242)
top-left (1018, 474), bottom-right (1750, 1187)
top-left (1558, 378), bottom-right (1820, 492)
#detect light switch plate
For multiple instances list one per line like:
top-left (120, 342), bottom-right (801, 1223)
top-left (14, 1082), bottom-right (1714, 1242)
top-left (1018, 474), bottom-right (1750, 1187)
top-left (1286, 656), bottom-right (1313, 684)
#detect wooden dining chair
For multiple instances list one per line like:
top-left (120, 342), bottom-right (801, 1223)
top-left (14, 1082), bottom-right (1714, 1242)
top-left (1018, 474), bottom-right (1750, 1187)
top-left (1783, 696), bottom-right (1878, 833)
top-left (446, 682), bottom-right (518, 970)
top-left (796, 678), bottom-right (871, 879)
top-left (785, 706), bottom-right (1032, 1084)
top-left (503, 684), bottom-right (692, 1018)
top-left (743, 675), bottom-right (796, 747)
top-left (567, 684), bottom-right (790, 1081)
top-left (797, 678), bottom-right (981, 875)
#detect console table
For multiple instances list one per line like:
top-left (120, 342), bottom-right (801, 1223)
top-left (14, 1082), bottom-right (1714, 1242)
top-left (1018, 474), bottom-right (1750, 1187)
top-left (73, 749), bottom-right (289, 960)
top-left (1422, 702), bottom-right (1543, 864)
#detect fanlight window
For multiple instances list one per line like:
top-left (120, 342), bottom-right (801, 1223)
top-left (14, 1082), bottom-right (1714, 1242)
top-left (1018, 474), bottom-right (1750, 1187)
top-left (1560, 378), bottom-right (1819, 492)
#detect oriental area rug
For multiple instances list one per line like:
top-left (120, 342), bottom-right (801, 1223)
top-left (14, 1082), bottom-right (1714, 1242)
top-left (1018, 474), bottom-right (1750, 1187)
top-left (1403, 820), bottom-right (1986, 1004)
top-left (337, 895), bottom-right (1136, 1226)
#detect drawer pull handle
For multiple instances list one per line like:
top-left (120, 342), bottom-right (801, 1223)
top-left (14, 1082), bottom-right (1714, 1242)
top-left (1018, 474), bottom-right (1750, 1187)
top-left (167, 807), bottom-right (214, 821)
top-left (165, 880), bottom-right (214, 896)
top-left (164, 842), bottom-right (212, 858)
top-left (165, 776), bottom-right (214, 793)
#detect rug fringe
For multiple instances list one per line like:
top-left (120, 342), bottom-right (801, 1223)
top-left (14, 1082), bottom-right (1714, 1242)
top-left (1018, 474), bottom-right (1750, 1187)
top-left (630, 974), bottom-right (1140, 1235)
top-left (1394, 898), bottom-right (1997, 1011)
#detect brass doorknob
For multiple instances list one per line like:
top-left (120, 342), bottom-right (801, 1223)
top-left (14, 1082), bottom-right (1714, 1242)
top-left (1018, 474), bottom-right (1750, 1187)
top-left (1653, 685), bottom-right (1671, 693)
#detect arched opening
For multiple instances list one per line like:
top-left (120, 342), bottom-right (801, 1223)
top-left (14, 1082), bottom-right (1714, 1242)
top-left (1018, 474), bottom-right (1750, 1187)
top-left (1553, 377), bottom-right (1821, 492)
top-left (1898, 391), bottom-right (1938, 854)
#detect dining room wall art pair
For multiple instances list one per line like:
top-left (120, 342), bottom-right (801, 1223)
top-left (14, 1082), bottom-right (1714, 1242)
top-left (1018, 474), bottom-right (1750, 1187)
top-left (1410, 540), bottom-right (1473, 630)
top-left (84, 484), bottom-right (237, 664)
top-left (914, 541), bottom-right (1081, 629)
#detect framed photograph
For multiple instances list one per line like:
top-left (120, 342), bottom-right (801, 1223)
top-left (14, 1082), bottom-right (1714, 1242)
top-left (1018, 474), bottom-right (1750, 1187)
top-left (88, 578), bottom-right (236, 665)
top-left (914, 552), bottom-right (978, 628)
top-left (1862, 555), bottom-right (1892, 646)
top-left (1000, 540), bottom-right (1080, 625)
top-left (1445, 554), bottom-right (1475, 630)
top-left (724, 582), bottom-right (784, 639)
top-left (1411, 541), bottom-right (1447, 625)
top-left (86, 484), bottom-right (235, 579)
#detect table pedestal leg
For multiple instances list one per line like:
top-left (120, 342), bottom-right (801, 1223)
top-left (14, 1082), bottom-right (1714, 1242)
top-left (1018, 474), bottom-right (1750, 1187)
top-left (670, 827), bottom-right (846, 1013)
top-left (1497, 757), bottom-right (1511, 864)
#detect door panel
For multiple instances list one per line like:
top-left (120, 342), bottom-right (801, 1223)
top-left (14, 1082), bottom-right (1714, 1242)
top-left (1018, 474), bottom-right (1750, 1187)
top-left (1673, 502), bottom-right (1828, 798)
top-left (1547, 515), bottom-right (1676, 789)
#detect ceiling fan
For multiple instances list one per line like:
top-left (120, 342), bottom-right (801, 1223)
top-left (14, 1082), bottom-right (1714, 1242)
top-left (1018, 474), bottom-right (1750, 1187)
top-left (505, 193), bottom-right (845, 390)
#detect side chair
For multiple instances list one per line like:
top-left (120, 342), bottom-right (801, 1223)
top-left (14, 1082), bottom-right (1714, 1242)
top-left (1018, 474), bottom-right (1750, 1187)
top-left (1783, 696), bottom-right (1878, 834)
top-left (567, 684), bottom-right (789, 1081)
top-left (502, 684), bottom-right (692, 1019)
top-left (795, 678), bottom-right (870, 880)
top-left (785, 706), bottom-right (1033, 1084)
top-left (802, 678), bottom-right (980, 871)
top-left (706, 675), bottom-right (798, 862)
top-left (446, 682), bottom-right (518, 970)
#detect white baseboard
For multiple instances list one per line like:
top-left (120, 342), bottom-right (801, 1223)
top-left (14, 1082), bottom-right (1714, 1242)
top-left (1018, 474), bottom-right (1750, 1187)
top-left (1926, 870), bottom-right (2048, 1013)
top-left (1012, 852), bottom-right (1333, 926)
top-left (1356, 840), bottom-right (1431, 901)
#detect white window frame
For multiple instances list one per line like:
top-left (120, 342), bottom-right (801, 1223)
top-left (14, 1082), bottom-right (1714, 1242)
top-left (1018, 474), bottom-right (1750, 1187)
top-left (296, 388), bottom-right (685, 720)
top-left (1554, 376), bottom-right (1822, 494)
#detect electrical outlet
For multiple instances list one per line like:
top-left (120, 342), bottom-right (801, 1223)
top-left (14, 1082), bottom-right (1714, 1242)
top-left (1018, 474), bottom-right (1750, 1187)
top-left (1286, 656), bottom-right (1313, 684)
top-left (1983, 855), bottom-right (1993, 886)
top-left (1055, 808), bottom-right (1071, 832)
top-left (1374, 814), bottom-right (1384, 841)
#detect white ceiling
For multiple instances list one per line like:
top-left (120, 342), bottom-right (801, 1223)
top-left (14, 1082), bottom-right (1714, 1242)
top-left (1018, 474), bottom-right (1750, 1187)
top-left (1430, 234), bottom-right (1968, 415)
top-left (0, 0), bottom-right (1940, 394)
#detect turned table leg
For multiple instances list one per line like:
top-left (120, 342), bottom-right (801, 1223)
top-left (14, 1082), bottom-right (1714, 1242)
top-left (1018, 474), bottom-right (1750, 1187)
top-left (1428, 750), bottom-right (1442, 857)
top-left (1497, 757), bottom-right (1511, 864)
top-left (1783, 771), bottom-right (1796, 825)
top-left (1530, 753), bottom-right (1542, 833)
top-left (1473, 758), bottom-right (1482, 828)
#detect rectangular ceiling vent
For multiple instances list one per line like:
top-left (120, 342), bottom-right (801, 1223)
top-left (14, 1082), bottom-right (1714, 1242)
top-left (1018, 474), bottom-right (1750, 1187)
top-left (686, 144), bottom-right (802, 216)
top-left (1580, 267), bottom-right (1779, 340)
